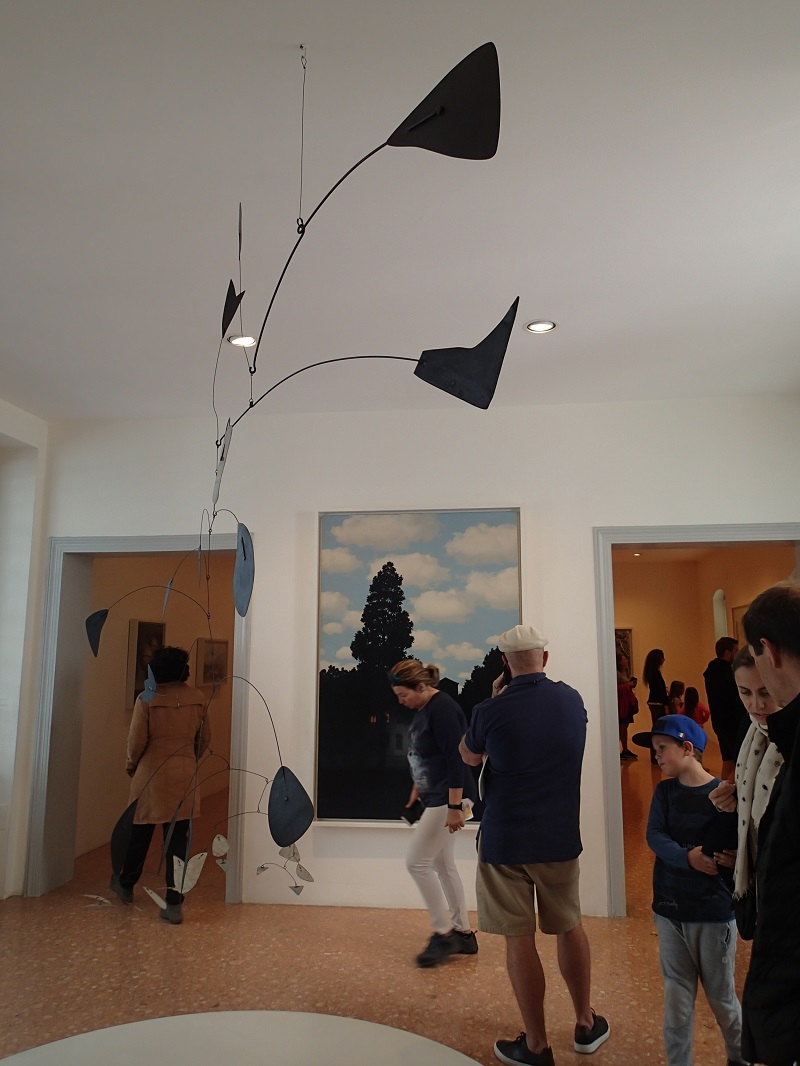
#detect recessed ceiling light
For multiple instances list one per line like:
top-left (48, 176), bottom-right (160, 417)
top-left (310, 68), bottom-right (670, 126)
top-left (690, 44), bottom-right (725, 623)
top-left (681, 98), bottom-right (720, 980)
top-left (525, 320), bottom-right (557, 333)
top-left (226, 334), bottom-right (256, 347)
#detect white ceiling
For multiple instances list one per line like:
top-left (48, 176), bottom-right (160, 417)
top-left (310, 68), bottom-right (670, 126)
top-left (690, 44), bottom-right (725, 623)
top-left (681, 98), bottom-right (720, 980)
top-left (2, 1), bottom-right (800, 421)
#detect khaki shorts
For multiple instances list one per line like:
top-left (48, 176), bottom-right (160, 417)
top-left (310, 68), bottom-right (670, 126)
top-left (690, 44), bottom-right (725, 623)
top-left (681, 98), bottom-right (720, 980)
top-left (476, 855), bottom-right (582, 936)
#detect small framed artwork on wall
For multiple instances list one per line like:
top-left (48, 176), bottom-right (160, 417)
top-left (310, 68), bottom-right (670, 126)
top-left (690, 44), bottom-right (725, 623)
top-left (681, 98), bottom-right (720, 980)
top-left (615, 628), bottom-right (633, 671)
top-left (196, 637), bottom-right (229, 687)
top-left (127, 620), bottom-right (165, 708)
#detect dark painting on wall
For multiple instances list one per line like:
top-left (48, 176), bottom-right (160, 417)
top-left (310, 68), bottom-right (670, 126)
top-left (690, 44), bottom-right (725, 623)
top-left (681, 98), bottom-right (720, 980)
top-left (316, 509), bottom-right (521, 820)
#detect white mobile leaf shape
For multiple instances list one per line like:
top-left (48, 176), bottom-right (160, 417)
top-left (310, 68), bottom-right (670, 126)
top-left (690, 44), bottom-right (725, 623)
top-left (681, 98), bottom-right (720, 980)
top-left (289, 884), bottom-right (303, 895)
top-left (144, 886), bottom-right (167, 910)
top-left (173, 851), bottom-right (207, 894)
top-left (212, 834), bottom-right (229, 857)
top-left (295, 864), bottom-right (314, 883)
top-left (278, 844), bottom-right (299, 862)
top-left (216, 858), bottom-right (228, 873)
top-left (256, 863), bottom-right (270, 875)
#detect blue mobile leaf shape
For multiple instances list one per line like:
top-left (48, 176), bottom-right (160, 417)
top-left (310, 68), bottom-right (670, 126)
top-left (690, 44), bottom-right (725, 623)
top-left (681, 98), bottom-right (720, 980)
top-left (414, 297), bottom-right (519, 409)
top-left (221, 280), bottom-right (245, 339)
top-left (85, 609), bottom-right (110, 656)
top-left (212, 420), bottom-right (233, 508)
top-left (268, 765), bottom-right (314, 847)
top-left (161, 578), bottom-right (173, 621)
top-left (140, 665), bottom-right (157, 703)
top-left (387, 42), bottom-right (500, 160)
top-left (234, 521), bottom-right (255, 617)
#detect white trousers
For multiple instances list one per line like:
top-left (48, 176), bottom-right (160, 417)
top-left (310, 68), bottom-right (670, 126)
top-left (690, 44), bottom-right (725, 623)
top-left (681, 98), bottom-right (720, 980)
top-left (405, 804), bottom-right (470, 935)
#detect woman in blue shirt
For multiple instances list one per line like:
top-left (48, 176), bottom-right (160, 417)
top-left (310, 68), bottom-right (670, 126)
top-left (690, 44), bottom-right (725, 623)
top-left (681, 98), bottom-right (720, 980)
top-left (391, 659), bottom-right (478, 967)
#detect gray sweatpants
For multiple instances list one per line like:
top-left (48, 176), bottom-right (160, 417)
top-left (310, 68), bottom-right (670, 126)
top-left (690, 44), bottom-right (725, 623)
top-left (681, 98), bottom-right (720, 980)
top-left (654, 914), bottom-right (743, 1066)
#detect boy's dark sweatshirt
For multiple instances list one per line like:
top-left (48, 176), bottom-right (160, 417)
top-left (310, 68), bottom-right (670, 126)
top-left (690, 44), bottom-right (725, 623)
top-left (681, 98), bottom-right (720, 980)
top-left (646, 776), bottom-right (737, 922)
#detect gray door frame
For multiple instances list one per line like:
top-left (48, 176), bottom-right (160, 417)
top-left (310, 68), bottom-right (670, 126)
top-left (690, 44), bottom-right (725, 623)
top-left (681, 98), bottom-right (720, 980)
top-left (594, 522), bottom-right (800, 917)
top-left (26, 534), bottom-right (249, 903)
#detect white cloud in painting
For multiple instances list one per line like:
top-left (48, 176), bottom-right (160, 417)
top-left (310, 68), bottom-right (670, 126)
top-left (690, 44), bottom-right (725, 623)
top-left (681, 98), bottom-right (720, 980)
top-left (320, 547), bottom-right (362, 574)
top-left (369, 553), bottom-right (450, 589)
top-left (445, 522), bottom-right (518, 565)
top-left (485, 633), bottom-right (503, 646)
top-left (336, 645), bottom-right (355, 661)
top-left (458, 671), bottom-right (471, 681)
top-left (466, 567), bottom-right (520, 610)
top-left (409, 628), bottom-right (442, 653)
top-left (323, 622), bottom-right (343, 634)
top-left (412, 587), bottom-right (474, 623)
top-left (343, 610), bottom-right (363, 630)
top-left (330, 512), bottom-right (441, 550)
top-left (320, 590), bottom-right (349, 618)
top-left (442, 641), bottom-right (484, 661)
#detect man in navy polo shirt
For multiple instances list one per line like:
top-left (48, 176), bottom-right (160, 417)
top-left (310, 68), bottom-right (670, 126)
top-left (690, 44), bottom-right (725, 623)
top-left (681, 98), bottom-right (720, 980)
top-left (460, 625), bottom-right (610, 1066)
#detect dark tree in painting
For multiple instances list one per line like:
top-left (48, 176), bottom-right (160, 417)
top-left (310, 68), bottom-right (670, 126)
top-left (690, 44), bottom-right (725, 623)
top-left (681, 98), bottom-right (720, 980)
top-left (350, 562), bottom-right (414, 671)
top-left (459, 646), bottom-right (504, 722)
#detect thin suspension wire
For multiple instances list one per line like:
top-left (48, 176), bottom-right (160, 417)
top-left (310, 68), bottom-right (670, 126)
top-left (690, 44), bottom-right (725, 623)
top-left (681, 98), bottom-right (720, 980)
top-left (298, 45), bottom-right (307, 224)
top-left (250, 141), bottom-right (387, 374)
top-left (230, 354), bottom-right (416, 429)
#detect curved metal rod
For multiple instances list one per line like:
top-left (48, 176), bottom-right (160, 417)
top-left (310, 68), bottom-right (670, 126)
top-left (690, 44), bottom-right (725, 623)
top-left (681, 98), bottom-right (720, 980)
top-left (250, 141), bottom-right (387, 373)
top-left (230, 354), bottom-right (416, 429)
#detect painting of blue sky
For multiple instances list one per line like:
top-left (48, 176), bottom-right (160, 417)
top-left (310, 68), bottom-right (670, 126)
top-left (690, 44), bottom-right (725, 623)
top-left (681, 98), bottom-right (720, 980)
top-left (318, 509), bottom-right (521, 686)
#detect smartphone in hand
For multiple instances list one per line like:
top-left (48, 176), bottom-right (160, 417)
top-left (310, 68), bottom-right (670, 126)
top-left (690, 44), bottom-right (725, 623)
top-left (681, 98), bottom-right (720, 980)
top-left (401, 799), bottom-right (424, 825)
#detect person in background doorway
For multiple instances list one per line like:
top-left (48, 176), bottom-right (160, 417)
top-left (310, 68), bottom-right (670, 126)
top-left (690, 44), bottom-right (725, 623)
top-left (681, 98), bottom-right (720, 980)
top-left (109, 645), bottom-right (209, 925)
top-left (668, 680), bottom-right (685, 715)
top-left (644, 649), bottom-right (670, 764)
top-left (617, 652), bottom-right (639, 761)
top-left (704, 637), bottom-right (748, 781)
top-left (681, 687), bottom-right (710, 726)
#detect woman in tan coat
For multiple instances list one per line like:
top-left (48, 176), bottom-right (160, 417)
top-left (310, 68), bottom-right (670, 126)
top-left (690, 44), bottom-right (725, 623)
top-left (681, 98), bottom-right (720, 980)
top-left (109, 645), bottom-right (209, 924)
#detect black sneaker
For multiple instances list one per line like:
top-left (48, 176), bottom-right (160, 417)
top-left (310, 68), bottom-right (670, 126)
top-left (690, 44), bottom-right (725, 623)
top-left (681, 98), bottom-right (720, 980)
top-left (415, 932), bottom-right (457, 967)
top-left (574, 1011), bottom-right (610, 1054)
top-left (109, 873), bottom-right (133, 905)
top-left (452, 929), bottom-right (478, 954)
top-left (494, 1034), bottom-right (554, 1066)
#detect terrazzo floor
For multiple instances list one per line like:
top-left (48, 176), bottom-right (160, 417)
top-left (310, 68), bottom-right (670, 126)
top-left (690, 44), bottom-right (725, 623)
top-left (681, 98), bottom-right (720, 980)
top-left (1, 737), bottom-right (750, 1065)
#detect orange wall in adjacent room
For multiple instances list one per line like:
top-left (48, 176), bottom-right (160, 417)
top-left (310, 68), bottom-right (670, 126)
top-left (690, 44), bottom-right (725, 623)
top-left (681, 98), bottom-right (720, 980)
top-left (613, 543), bottom-right (798, 705)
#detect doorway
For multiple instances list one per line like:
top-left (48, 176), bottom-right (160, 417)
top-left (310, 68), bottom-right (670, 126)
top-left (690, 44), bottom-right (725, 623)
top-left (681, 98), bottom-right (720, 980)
top-left (26, 535), bottom-right (249, 904)
top-left (594, 523), bottom-right (800, 917)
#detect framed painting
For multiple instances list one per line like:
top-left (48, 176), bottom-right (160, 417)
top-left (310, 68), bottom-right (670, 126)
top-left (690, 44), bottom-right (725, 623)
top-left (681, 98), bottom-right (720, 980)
top-left (196, 638), bottom-right (229, 687)
top-left (126, 620), bottom-right (165, 708)
top-left (615, 628), bottom-right (633, 672)
top-left (316, 508), bottom-right (522, 820)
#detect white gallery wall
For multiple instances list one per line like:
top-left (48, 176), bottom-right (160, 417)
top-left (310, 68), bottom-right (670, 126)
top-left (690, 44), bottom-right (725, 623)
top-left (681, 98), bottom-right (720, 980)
top-left (6, 391), bottom-right (800, 911)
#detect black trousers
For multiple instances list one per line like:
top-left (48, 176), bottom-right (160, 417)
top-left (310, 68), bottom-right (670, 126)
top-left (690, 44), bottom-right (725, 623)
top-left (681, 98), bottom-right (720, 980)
top-left (119, 819), bottom-right (190, 905)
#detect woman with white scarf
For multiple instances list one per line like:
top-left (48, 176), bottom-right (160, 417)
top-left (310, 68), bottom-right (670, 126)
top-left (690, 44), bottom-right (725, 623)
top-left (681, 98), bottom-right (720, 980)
top-left (710, 647), bottom-right (783, 931)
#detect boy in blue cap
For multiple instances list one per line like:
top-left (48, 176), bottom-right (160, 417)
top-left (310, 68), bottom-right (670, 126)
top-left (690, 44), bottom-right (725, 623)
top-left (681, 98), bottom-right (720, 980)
top-left (633, 716), bottom-right (744, 1066)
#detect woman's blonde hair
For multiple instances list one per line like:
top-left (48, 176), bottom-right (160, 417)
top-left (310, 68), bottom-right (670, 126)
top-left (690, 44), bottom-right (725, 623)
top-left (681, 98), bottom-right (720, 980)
top-left (389, 659), bottom-right (440, 688)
